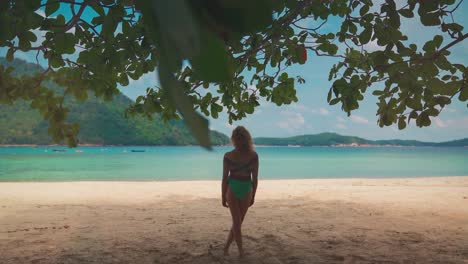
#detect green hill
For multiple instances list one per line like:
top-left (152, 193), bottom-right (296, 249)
top-left (0, 58), bottom-right (229, 146)
top-left (254, 132), bottom-right (468, 147)
top-left (255, 133), bottom-right (368, 146)
top-left (435, 138), bottom-right (468, 147)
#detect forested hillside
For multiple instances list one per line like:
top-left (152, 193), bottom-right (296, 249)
top-left (0, 58), bottom-right (229, 145)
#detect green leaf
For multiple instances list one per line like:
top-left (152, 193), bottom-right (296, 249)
top-left (102, 8), bottom-right (119, 38)
top-left (207, 0), bottom-right (276, 35)
top-left (327, 88), bottom-right (333, 102)
top-left (45, 0), bottom-right (60, 17)
top-left (191, 29), bottom-right (234, 82)
top-left (408, 110), bottom-right (418, 120)
top-left (359, 26), bottom-right (372, 45)
top-left (122, 21), bottom-right (130, 35)
top-left (372, 90), bottom-right (383, 96)
top-left (417, 112), bottom-right (431, 127)
top-left (55, 33), bottom-right (76, 54)
top-left (329, 98), bottom-right (341, 105)
top-left (398, 116), bottom-right (406, 129)
top-left (349, 22), bottom-right (357, 34)
top-left (136, 0), bottom-right (200, 72)
top-left (119, 73), bottom-right (129, 86)
top-left (433, 35), bottom-right (443, 48)
top-left (420, 12), bottom-right (440, 26)
top-left (441, 23), bottom-right (464, 33)
top-left (460, 88), bottom-right (468, 101)
top-left (423, 40), bottom-right (436, 52)
top-left (399, 9), bottom-right (414, 18)
top-left (422, 62), bottom-right (438, 77)
top-left (360, 5), bottom-right (370, 16)
top-left (91, 4), bottom-right (105, 16)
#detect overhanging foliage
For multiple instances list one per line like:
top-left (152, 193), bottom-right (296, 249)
top-left (0, 0), bottom-right (466, 148)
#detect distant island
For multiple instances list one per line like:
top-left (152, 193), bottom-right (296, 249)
top-left (254, 133), bottom-right (468, 147)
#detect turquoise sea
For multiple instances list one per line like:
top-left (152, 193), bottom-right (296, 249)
top-left (0, 146), bottom-right (467, 181)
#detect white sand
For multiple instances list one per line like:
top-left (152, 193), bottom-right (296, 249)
top-left (1, 177), bottom-right (468, 263)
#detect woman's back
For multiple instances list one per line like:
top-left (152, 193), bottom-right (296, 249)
top-left (224, 150), bottom-right (258, 179)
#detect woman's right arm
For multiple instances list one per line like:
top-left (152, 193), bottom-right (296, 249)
top-left (221, 154), bottom-right (229, 207)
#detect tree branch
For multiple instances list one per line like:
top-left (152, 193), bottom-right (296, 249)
top-left (64, 0), bottom-right (90, 32)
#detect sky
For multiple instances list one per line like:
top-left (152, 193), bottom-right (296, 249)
top-left (1, 1), bottom-right (467, 142)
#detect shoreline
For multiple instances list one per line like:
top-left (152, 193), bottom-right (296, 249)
top-left (1, 144), bottom-right (468, 148)
top-left (0, 175), bottom-right (468, 184)
top-left (0, 175), bottom-right (467, 183)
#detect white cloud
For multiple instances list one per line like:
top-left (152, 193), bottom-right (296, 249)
top-left (32, 29), bottom-right (46, 45)
top-left (319, 107), bottom-right (329, 115)
top-left (335, 123), bottom-right (347, 129)
top-left (444, 107), bottom-right (457, 113)
top-left (350, 115), bottom-right (369, 124)
top-left (430, 117), bottom-right (468, 130)
top-left (276, 111), bottom-right (305, 130)
top-left (434, 117), bottom-right (448, 128)
top-left (363, 39), bottom-right (385, 52)
top-left (335, 115), bottom-right (348, 129)
top-left (290, 104), bottom-right (308, 111)
top-left (128, 71), bottom-right (158, 86)
top-left (225, 122), bottom-right (235, 129)
top-left (289, 103), bottom-right (317, 114)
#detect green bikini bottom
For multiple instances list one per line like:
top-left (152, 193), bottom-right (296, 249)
top-left (228, 178), bottom-right (252, 200)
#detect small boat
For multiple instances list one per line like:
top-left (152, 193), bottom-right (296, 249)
top-left (75, 150), bottom-right (83, 153)
top-left (130, 150), bottom-right (146, 153)
top-left (53, 149), bottom-right (66, 152)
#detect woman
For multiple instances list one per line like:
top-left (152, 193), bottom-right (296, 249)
top-left (221, 126), bottom-right (259, 258)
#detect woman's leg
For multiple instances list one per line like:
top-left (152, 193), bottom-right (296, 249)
top-left (224, 189), bottom-right (252, 256)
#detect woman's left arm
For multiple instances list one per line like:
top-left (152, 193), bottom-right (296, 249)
top-left (250, 152), bottom-right (259, 207)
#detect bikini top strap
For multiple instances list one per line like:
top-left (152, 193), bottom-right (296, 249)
top-left (224, 153), bottom-right (258, 167)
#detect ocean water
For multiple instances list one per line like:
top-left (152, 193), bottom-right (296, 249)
top-left (0, 146), bottom-right (467, 181)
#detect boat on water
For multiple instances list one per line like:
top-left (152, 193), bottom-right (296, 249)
top-left (53, 149), bottom-right (66, 152)
top-left (130, 150), bottom-right (146, 153)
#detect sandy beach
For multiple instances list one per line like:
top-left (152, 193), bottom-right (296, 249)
top-left (1, 177), bottom-right (467, 263)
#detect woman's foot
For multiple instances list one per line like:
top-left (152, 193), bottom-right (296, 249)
top-left (223, 246), bottom-right (230, 256)
top-left (238, 249), bottom-right (245, 258)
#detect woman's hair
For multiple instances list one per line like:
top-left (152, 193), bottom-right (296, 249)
top-left (231, 126), bottom-right (254, 153)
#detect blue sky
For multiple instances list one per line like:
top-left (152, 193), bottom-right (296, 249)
top-left (1, 1), bottom-right (467, 142)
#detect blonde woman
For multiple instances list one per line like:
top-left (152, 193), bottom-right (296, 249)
top-left (222, 126), bottom-right (259, 257)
